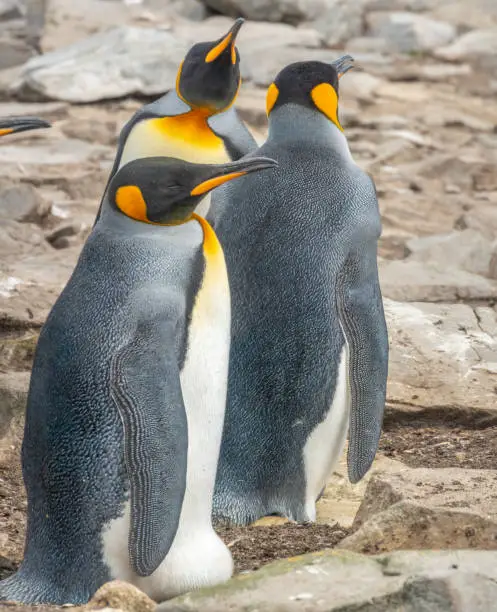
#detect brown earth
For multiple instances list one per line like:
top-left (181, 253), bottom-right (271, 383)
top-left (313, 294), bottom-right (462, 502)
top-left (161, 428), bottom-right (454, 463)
top-left (2, 418), bottom-right (496, 582)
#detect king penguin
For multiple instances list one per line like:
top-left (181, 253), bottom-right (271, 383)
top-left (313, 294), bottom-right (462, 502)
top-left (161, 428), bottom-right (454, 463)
top-left (0, 116), bottom-right (50, 137)
top-left (208, 57), bottom-right (389, 526)
top-left (0, 154), bottom-right (277, 604)
top-left (94, 18), bottom-right (257, 224)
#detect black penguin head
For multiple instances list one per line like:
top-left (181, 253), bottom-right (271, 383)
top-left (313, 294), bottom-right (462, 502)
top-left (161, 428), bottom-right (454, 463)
top-left (108, 155), bottom-right (278, 226)
top-left (176, 19), bottom-right (244, 113)
top-left (266, 56), bottom-right (355, 131)
top-left (0, 116), bottom-right (50, 137)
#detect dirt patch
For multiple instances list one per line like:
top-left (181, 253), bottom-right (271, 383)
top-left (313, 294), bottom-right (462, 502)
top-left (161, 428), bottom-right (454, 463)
top-left (217, 523), bottom-right (349, 573)
top-left (0, 436), bottom-right (349, 582)
top-left (1, 420), bottom-right (496, 588)
top-left (380, 424), bottom-right (497, 470)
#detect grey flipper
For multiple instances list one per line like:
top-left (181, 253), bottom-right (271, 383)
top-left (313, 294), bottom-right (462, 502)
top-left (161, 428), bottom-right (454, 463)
top-left (94, 92), bottom-right (191, 225)
top-left (208, 107), bottom-right (258, 160)
top-left (110, 316), bottom-right (188, 576)
top-left (336, 241), bottom-right (388, 484)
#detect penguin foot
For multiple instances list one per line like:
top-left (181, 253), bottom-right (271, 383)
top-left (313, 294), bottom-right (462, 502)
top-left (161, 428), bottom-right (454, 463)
top-left (0, 568), bottom-right (94, 605)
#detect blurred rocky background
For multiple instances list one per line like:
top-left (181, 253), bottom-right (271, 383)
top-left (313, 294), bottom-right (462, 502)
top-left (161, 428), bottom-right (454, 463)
top-left (0, 0), bottom-right (496, 610)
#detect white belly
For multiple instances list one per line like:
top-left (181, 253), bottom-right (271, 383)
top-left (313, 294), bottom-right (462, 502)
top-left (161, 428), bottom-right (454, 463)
top-left (101, 253), bottom-right (232, 601)
top-left (302, 346), bottom-right (350, 521)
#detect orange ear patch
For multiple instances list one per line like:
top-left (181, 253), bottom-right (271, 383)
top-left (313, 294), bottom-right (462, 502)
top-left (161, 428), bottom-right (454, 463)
top-left (0, 128), bottom-right (14, 137)
top-left (266, 83), bottom-right (279, 116)
top-left (115, 185), bottom-right (149, 223)
top-left (311, 83), bottom-right (342, 131)
top-left (190, 171), bottom-right (246, 196)
top-left (205, 33), bottom-right (233, 63)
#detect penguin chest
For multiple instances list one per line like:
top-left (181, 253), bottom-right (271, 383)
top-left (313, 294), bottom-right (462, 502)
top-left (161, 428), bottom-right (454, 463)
top-left (119, 112), bottom-right (229, 168)
top-left (302, 345), bottom-right (351, 520)
top-left (180, 221), bottom-right (230, 426)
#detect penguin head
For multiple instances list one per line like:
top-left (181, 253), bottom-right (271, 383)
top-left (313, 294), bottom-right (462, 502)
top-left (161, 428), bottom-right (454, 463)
top-left (266, 56), bottom-right (355, 131)
top-left (108, 155), bottom-right (278, 226)
top-left (0, 116), bottom-right (50, 137)
top-left (176, 19), bottom-right (244, 113)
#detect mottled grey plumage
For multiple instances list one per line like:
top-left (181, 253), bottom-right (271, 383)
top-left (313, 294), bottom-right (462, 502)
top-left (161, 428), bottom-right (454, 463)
top-left (208, 63), bottom-right (388, 526)
top-left (0, 208), bottom-right (197, 603)
top-left (0, 155), bottom-right (276, 604)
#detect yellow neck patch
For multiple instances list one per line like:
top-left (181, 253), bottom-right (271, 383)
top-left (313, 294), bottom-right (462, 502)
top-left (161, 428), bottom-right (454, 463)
top-left (115, 185), bottom-right (192, 226)
top-left (0, 128), bottom-right (14, 137)
top-left (192, 213), bottom-right (222, 258)
top-left (266, 83), bottom-right (279, 116)
top-left (310, 83), bottom-right (342, 131)
top-left (151, 110), bottom-right (224, 151)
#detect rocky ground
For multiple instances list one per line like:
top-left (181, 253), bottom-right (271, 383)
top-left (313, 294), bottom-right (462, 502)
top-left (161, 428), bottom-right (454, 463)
top-left (0, 0), bottom-right (497, 610)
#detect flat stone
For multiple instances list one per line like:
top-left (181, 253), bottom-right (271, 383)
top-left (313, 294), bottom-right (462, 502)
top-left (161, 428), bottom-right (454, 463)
top-left (0, 36), bottom-right (36, 70)
top-left (158, 549), bottom-right (497, 611)
top-left (0, 245), bottom-right (80, 327)
top-left (367, 11), bottom-right (456, 53)
top-left (384, 299), bottom-right (497, 418)
top-left (12, 26), bottom-right (188, 102)
top-left (197, 0), bottom-right (327, 24)
top-left (0, 183), bottom-right (50, 224)
top-left (456, 205), bottom-right (497, 240)
top-left (0, 100), bottom-right (68, 120)
top-left (435, 28), bottom-right (497, 62)
top-left (405, 229), bottom-right (494, 278)
top-left (0, 138), bottom-right (111, 166)
top-left (429, 0), bottom-right (497, 30)
top-left (339, 466), bottom-right (497, 553)
top-left (0, 0), bottom-right (22, 21)
top-left (379, 259), bottom-right (497, 301)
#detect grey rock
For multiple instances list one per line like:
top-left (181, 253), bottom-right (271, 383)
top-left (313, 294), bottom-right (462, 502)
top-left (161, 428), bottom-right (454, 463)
top-left (405, 229), bottom-right (494, 278)
top-left (170, 0), bottom-right (208, 21)
top-left (11, 26), bottom-right (188, 102)
top-left (428, 0), bottom-right (497, 30)
top-left (379, 258), bottom-right (497, 301)
top-left (0, 100), bottom-right (68, 120)
top-left (198, 0), bottom-right (327, 24)
top-left (0, 137), bottom-right (111, 166)
top-left (0, 182), bottom-right (49, 224)
top-left (0, 0), bottom-right (22, 21)
top-left (435, 28), bottom-right (497, 62)
top-left (25, 0), bottom-right (48, 48)
top-left (308, 0), bottom-right (364, 47)
top-left (384, 299), bottom-right (497, 418)
top-left (158, 549), bottom-right (497, 611)
top-left (199, 0), bottom-right (361, 45)
top-left (340, 466), bottom-right (497, 553)
top-left (456, 205), bottom-right (497, 240)
top-left (0, 36), bottom-right (35, 70)
top-left (367, 11), bottom-right (456, 53)
top-left (0, 244), bottom-right (79, 326)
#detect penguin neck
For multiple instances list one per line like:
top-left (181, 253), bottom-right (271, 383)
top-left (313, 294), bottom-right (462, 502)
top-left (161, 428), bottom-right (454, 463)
top-left (97, 196), bottom-right (196, 241)
top-left (268, 104), bottom-right (353, 163)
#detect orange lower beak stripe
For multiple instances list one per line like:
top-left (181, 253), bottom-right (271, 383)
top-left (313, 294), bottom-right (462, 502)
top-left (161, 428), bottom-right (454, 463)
top-left (191, 171), bottom-right (246, 196)
top-left (205, 32), bottom-right (233, 63)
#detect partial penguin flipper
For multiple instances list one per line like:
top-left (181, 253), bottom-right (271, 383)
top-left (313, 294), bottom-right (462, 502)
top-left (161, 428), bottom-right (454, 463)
top-left (337, 243), bottom-right (388, 484)
top-left (208, 107), bottom-right (258, 160)
top-left (110, 318), bottom-right (188, 577)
